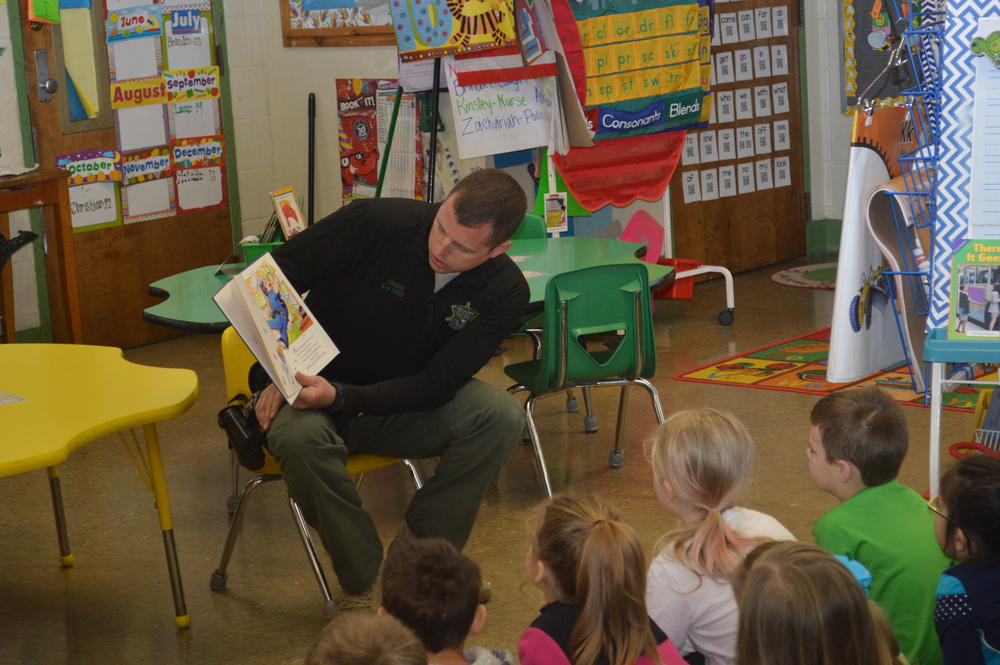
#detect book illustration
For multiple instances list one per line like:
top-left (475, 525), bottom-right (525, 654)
top-left (269, 186), bottom-right (307, 239)
top-left (949, 239), bottom-right (1000, 340)
top-left (214, 254), bottom-right (338, 404)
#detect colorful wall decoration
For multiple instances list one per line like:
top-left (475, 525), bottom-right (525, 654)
top-left (391, 0), bottom-right (517, 61)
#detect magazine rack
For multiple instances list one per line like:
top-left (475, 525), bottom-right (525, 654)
top-left (871, 0), bottom-right (943, 397)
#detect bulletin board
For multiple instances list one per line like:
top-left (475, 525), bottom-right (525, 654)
top-left (280, 0), bottom-right (395, 47)
top-left (670, 0), bottom-right (806, 272)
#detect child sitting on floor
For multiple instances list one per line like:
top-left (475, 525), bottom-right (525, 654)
top-left (733, 541), bottom-right (903, 665)
top-left (645, 408), bottom-right (795, 665)
top-left (931, 455), bottom-right (1000, 665)
top-left (380, 537), bottom-right (512, 665)
top-left (520, 492), bottom-right (687, 665)
top-left (305, 612), bottom-right (426, 665)
top-left (808, 385), bottom-right (950, 665)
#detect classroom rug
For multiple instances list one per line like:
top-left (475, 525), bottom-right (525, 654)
top-left (673, 328), bottom-right (989, 413)
top-left (770, 263), bottom-right (838, 290)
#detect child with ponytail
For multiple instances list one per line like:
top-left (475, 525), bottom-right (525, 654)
top-left (519, 493), bottom-right (686, 665)
top-left (645, 408), bottom-right (795, 665)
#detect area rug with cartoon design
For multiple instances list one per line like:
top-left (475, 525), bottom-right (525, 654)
top-left (673, 328), bottom-right (989, 413)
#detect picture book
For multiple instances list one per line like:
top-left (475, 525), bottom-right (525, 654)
top-left (214, 254), bottom-right (338, 404)
top-left (270, 186), bottom-right (307, 239)
top-left (949, 239), bottom-right (1000, 339)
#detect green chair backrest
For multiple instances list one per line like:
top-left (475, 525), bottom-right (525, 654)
top-left (538, 263), bottom-right (656, 392)
top-left (511, 213), bottom-right (546, 240)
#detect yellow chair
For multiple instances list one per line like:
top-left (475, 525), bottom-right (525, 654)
top-left (210, 327), bottom-right (423, 616)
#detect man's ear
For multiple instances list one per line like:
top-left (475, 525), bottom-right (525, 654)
top-left (489, 240), bottom-right (513, 258)
top-left (376, 606), bottom-right (387, 617)
top-left (469, 603), bottom-right (488, 636)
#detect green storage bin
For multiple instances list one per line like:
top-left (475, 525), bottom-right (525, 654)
top-left (242, 241), bottom-right (283, 264)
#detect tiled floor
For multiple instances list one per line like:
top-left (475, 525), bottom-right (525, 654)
top-left (0, 261), bottom-right (972, 665)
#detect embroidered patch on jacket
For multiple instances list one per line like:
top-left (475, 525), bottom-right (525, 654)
top-left (446, 302), bottom-right (479, 330)
top-left (381, 279), bottom-right (405, 298)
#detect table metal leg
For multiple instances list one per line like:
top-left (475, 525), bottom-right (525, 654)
top-left (142, 423), bottom-right (190, 628)
top-left (46, 465), bottom-right (74, 567)
top-left (929, 361), bottom-right (943, 495)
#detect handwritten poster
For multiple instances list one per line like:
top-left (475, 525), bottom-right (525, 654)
top-left (55, 150), bottom-right (123, 184)
top-left (175, 166), bottom-right (223, 211)
top-left (163, 66), bottom-right (220, 102)
top-left (68, 182), bottom-right (121, 230)
top-left (169, 99), bottom-right (221, 139)
top-left (163, 9), bottom-right (213, 70)
top-left (444, 58), bottom-right (555, 159)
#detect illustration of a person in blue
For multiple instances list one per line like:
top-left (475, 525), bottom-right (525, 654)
top-left (261, 275), bottom-right (290, 349)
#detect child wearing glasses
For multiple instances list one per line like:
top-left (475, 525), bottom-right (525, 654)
top-left (931, 456), bottom-right (1000, 665)
top-left (807, 386), bottom-right (950, 665)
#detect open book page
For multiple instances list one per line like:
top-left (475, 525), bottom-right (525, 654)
top-left (214, 253), bottom-right (338, 404)
top-left (270, 187), bottom-right (307, 238)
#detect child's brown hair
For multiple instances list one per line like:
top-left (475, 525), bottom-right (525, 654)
top-left (381, 537), bottom-right (481, 653)
top-left (810, 386), bottom-right (908, 486)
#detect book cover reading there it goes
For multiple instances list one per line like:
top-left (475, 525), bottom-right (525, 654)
top-left (949, 239), bottom-right (1000, 340)
top-left (214, 254), bottom-right (338, 403)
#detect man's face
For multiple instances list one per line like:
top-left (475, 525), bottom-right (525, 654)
top-left (427, 196), bottom-right (511, 274)
top-left (806, 424), bottom-right (839, 493)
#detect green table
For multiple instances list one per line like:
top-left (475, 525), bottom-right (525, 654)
top-left (143, 237), bottom-right (673, 332)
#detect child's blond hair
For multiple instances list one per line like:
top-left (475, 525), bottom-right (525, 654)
top-left (305, 612), bottom-right (426, 665)
top-left (648, 408), bottom-right (755, 581)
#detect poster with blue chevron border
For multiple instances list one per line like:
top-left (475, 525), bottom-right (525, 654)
top-left (934, 0), bottom-right (1000, 330)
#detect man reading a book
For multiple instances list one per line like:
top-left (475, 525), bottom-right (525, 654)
top-left (253, 169), bottom-right (529, 610)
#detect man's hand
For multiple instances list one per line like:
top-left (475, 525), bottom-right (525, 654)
top-left (254, 383), bottom-right (285, 432)
top-left (292, 372), bottom-right (337, 410)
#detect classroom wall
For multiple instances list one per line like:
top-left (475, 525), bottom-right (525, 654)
top-left (221, 0), bottom-right (853, 236)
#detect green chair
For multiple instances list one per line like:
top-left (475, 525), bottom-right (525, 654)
top-left (505, 263), bottom-right (665, 496)
top-left (511, 212), bottom-right (546, 240)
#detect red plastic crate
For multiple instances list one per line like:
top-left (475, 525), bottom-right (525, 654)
top-left (654, 258), bottom-right (701, 300)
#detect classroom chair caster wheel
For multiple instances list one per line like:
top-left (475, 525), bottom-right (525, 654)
top-left (210, 570), bottom-right (228, 591)
top-left (226, 494), bottom-right (239, 516)
top-left (324, 600), bottom-right (338, 620)
top-left (566, 395), bottom-right (579, 413)
top-left (608, 449), bottom-right (625, 468)
top-left (584, 415), bottom-right (598, 433)
top-left (718, 308), bottom-right (735, 326)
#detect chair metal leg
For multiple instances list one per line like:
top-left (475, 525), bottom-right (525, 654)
top-left (524, 395), bottom-right (554, 497)
top-left (610, 386), bottom-right (630, 468)
top-left (227, 453), bottom-right (241, 516)
top-left (403, 459), bottom-right (424, 489)
top-left (210, 474), bottom-right (279, 592)
top-left (582, 387), bottom-right (597, 432)
top-left (46, 465), bottom-right (74, 567)
top-left (288, 496), bottom-right (337, 616)
top-left (633, 377), bottom-right (666, 424)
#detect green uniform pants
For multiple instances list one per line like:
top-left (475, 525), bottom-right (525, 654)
top-left (266, 378), bottom-right (523, 593)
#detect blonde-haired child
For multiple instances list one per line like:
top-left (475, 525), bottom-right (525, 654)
top-left (734, 541), bottom-right (903, 665)
top-left (519, 493), bottom-right (686, 665)
top-left (645, 408), bottom-right (794, 665)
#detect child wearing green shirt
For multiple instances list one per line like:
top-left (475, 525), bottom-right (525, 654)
top-left (808, 386), bottom-right (951, 665)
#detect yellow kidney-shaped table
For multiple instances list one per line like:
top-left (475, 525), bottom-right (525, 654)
top-left (0, 344), bottom-right (199, 627)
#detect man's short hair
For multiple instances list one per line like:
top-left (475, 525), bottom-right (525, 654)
top-left (304, 612), bottom-right (426, 665)
top-left (447, 168), bottom-right (527, 247)
top-left (381, 537), bottom-right (481, 653)
top-left (810, 386), bottom-right (908, 487)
